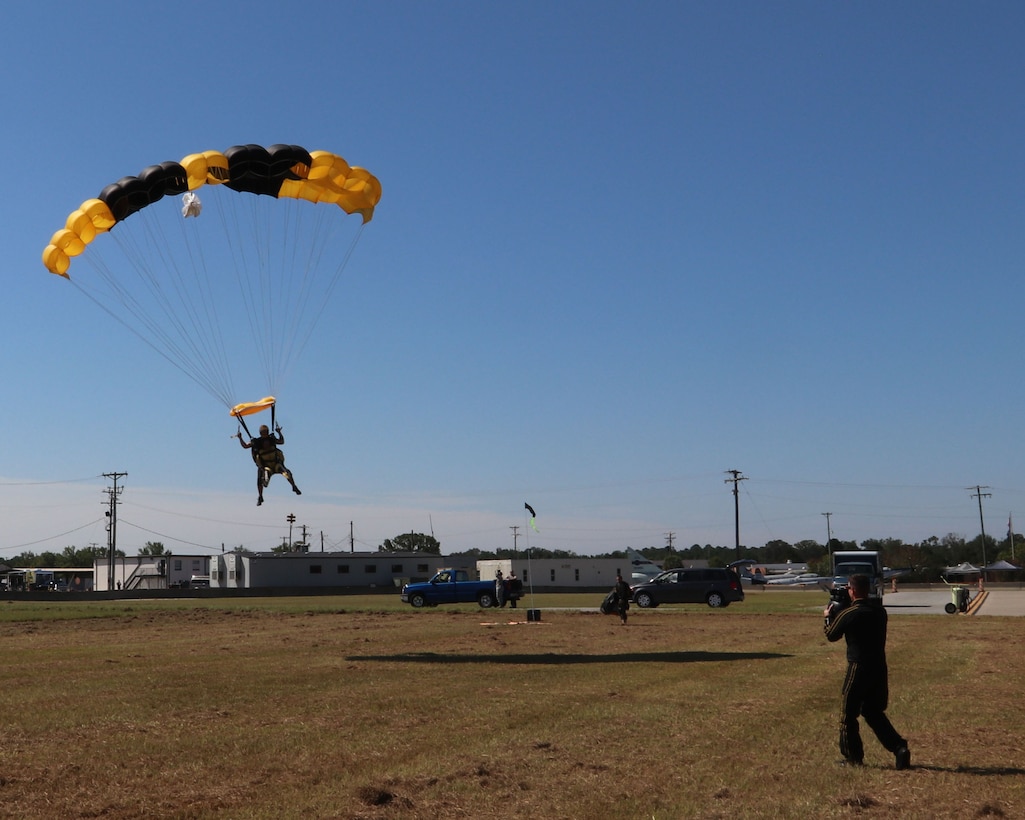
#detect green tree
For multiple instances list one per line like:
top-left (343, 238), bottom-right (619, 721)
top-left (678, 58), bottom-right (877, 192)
top-left (9, 545), bottom-right (122, 569)
top-left (793, 540), bottom-right (828, 562)
top-left (662, 552), bottom-right (684, 570)
top-left (138, 541), bottom-right (168, 556)
top-left (10, 551), bottom-right (61, 567)
top-left (762, 539), bottom-right (798, 563)
top-left (379, 532), bottom-right (441, 554)
top-left (60, 544), bottom-right (108, 567)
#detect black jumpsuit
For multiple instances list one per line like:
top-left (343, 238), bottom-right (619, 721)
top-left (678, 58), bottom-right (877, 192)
top-left (614, 579), bottom-right (631, 624)
top-left (824, 598), bottom-right (907, 764)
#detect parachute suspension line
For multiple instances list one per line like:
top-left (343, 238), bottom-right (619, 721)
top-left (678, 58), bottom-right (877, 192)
top-left (68, 276), bottom-right (234, 408)
top-left (276, 200), bottom-right (306, 376)
top-left (212, 190), bottom-right (280, 396)
top-left (69, 192), bottom-right (363, 414)
top-left (173, 199), bottom-right (237, 402)
top-left (73, 241), bottom-right (232, 407)
top-left (137, 202), bottom-right (235, 403)
top-left (252, 196), bottom-right (319, 391)
top-left (208, 191), bottom-right (364, 398)
top-left (288, 221), bottom-right (366, 366)
top-left (97, 204), bottom-right (237, 407)
top-left (272, 200), bottom-right (322, 383)
top-left (256, 194), bottom-right (286, 393)
top-left (234, 412), bottom-right (253, 439)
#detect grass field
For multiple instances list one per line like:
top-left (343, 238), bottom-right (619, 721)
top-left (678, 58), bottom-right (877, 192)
top-left (0, 592), bottom-right (1021, 819)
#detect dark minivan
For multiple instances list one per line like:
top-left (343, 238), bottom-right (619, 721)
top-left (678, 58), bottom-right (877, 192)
top-left (631, 568), bottom-right (744, 609)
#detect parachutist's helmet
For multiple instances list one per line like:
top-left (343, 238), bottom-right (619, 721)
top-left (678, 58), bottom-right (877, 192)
top-left (260, 425), bottom-right (270, 435)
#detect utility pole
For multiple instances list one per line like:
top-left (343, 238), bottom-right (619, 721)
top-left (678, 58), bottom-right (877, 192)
top-left (968, 486), bottom-right (992, 568)
top-left (664, 532), bottom-right (675, 552)
top-left (102, 471), bottom-right (127, 591)
top-left (822, 512), bottom-right (833, 557)
top-left (1010, 514), bottom-right (1016, 562)
top-left (350, 521), bottom-right (354, 552)
top-left (724, 470), bottom-right (747, 560)
top-left (510, 525), bottom-right (520, 556)
top-left (286, 513), bottom-right (296, 550)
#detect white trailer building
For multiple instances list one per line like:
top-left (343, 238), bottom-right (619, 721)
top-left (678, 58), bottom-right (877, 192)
top-left (209, 551), bottom-right (454, 590)
top-left (93, 554), bottom-right (211, 591)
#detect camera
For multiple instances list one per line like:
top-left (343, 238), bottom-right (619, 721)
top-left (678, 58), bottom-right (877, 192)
top-left (824, 584), bottom-right (851, 625)
top-left (829, 585), bottom-right (851, 609)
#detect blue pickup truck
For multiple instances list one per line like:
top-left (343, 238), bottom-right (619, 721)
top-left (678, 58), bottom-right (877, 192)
top-left (401, 569), bottom-right (499, 609)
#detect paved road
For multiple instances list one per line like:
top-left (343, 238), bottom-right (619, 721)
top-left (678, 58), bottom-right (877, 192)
top-left (573, 588), bottom-right (1025, 616)
top-left (884, 588), bottom-right (1025, 616)
top-left (971, 589), bottom-right (1025, 616)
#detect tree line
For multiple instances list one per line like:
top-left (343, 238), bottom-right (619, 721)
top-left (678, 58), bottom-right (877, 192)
top-left (377, 531), bottom-right (1022, 582)
top-left (7, 532), bottom-right (1021, 583)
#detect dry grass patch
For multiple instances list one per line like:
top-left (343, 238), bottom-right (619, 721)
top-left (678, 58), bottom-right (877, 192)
top-left (0, 600), bottom-right (1021, 818)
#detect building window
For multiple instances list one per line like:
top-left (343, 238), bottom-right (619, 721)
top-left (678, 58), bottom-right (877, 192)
top-left (310, 565), bottom-right (323, 575)
top-left (337, 565), bottom-right (350, 574)
top-left (365, 565), bottom-right (377, 574)
top-left (417, 564), bottom-right (430, 574)
top-left (575, 569), bottom-right (580, 581)
top-left (550, 569), bottom-right (556, 582)
top-left (174, 559), bottom-right (182, 571)
top-left (391, 564), bottom-right (403, 574)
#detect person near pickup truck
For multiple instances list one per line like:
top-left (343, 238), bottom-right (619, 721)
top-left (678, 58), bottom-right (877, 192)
top-left (506, 570), bottom-right (522, 608)
top-left (495, 569), bottom-right (506, 608)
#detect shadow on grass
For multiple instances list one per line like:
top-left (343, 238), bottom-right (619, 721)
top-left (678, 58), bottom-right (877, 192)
top-left (346, 650), bottom-right (791, 665)
top-left (911, 764), bottom-right (1025, 776)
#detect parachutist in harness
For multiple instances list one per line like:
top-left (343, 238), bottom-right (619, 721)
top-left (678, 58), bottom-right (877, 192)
top-left (237, 423), bottom-right (301, 506)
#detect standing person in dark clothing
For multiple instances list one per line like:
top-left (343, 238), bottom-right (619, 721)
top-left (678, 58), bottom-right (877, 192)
top-left (506, 570), bottom-right (522, 608)
top-left (495, 569), bottom-right (506, 608)
top-left (823, 574), bottom-right (911, 769)
top-left (613, 573), bottom-right (632, 625)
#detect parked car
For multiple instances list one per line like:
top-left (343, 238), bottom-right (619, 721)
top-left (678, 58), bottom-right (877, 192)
top-left (631, 568), bottom-right (744, 609)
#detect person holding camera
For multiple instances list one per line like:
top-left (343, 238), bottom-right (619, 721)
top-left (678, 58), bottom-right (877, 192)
top-left (823, 574), bottom-right (911, 770)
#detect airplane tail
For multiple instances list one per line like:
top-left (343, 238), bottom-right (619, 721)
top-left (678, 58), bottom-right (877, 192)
top-left (626, 548), bottom-right (662, 581)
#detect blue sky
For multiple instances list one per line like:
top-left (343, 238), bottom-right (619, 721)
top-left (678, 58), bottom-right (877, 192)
top-left (3, 2), bottom-right (1024, 558)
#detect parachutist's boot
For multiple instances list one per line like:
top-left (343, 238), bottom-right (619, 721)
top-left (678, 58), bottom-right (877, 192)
top-left (257, 496), bottom-right (264, 506)
top-left (292, 484), bottom-right (301, 496)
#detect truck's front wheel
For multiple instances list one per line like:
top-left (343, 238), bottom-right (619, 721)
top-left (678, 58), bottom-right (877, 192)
top-left (478, 592), bottom-right (496, 608)
top-left (409, 593), bottom-right (428, 608)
